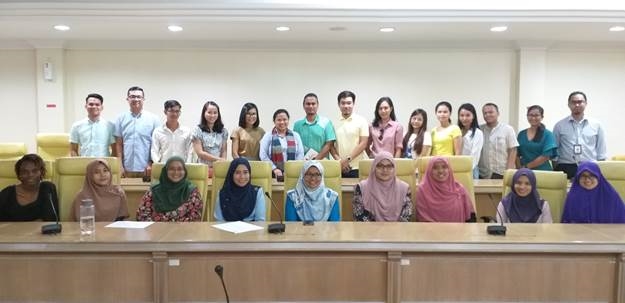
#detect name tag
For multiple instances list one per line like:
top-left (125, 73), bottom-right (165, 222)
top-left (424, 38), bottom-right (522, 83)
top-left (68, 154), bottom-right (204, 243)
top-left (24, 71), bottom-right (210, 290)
top-left (573, 144), bottom-right (582, 155)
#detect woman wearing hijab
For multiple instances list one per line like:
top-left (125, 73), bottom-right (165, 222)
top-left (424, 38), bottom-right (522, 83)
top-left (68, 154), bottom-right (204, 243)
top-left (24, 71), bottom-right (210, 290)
top-left (71, 159), bottom-right (128, 222)
top-left (353, 151), bottom-right (412, 221)
top-left (416, 156), bottom-right (476, 222)
top-left (495, 168), bottom-right (552, 223)
top-left (214, 158), bottom-right (265, 221)
top-left (285, 160), bottom-right (340, 222)
top-left (136, 156), bottom-right (203, 221)
top-left (561, 161), bottom-right (625, 223)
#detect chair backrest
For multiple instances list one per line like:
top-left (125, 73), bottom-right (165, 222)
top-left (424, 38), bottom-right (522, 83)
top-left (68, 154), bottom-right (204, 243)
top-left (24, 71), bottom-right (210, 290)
top-left (0, 143), bottom-right (27, 160)
top-left (284, 160), bottom-right (343, 218)
top-left (359, 158), bottom-right (417, 203)
top-left (211, 160), bottom-right (272, 221)
top-left (612, 155), bottom-right (625, 161)
top-left (36, 133), bottom-right (70, 161)
top-left (0, 159), bottom-right (54, 190)
top-left (55, 157), bottom-right (120, 221)
top-left (415, 156), bottom-right (475, 209)
top-left (151, 162), bottom-right (209, 220)
top-left (502, 169), bottom-right (568, 223)
top-left (597, 161), bottom-right (625, 203)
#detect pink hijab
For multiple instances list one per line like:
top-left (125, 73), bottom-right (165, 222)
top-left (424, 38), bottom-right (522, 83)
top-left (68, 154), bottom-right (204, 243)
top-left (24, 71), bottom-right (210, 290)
top-left (416, 157), bottom-right (474, 222)
top-left (360, 151), bottom-right (410, 221)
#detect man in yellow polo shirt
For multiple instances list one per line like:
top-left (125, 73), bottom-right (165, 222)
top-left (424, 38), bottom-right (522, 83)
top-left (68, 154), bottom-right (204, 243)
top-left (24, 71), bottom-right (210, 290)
top-left (330, 90), bottom-right (369, 178)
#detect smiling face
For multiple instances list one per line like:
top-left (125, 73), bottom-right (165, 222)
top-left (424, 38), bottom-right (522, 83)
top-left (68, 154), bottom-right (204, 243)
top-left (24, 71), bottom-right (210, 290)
top-left (233, 164), bottom-right (250, 187)
top-left (526, 108), bottom-right (543, 127)
top-left (339, 97), bottom-right (354, 118)
top-left (430, 160), bottom-right (450, 182)
top-left (303, 166), bottom-right (322, 189)
top-left (274, 112), bottom-right (289, 132)
top-left (92, 162), bottom-right (112, 187)
top-left (204, 104), bottom-right (219, 127)
top-left (410, 113), bottom-right (424, 130)
top-left (513, 175), bottom-right (532, 197)
top-left (126, 89), bottom-right (144, 114)
top-left (458, 108), bottom-right (474, 129)
top-left (482, 105), bottom-right (499, 125)
top-left (578, 170), bottom-right (599, 190)
top-left (166, 160), bottom-right (186, 183)
top-left (85, 97), bottom-right (103, 119)
top-left (245, 107), bottom-right (258, 128)
top-left (17, 161), bottom-right (42, 187)
top-left (374, 159), bottom-right (394, 182)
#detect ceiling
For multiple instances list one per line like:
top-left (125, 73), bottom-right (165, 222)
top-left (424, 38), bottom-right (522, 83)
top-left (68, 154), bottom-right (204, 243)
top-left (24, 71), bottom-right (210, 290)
top-left (2, 0), bottom-right (625, 50)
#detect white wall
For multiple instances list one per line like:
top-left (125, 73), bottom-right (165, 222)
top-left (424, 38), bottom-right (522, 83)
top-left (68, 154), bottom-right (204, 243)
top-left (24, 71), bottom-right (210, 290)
top-left (1, 47), bottom-right (623, 157)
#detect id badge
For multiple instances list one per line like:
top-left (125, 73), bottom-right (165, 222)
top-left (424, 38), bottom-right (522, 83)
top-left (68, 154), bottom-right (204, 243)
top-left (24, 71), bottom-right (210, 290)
top-left (573, 144), bottom-right (582, 155)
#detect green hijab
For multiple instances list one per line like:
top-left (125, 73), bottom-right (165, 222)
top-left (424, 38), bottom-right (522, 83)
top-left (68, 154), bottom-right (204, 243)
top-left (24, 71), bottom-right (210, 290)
top-left (151, 157), bottom-right (197, 213)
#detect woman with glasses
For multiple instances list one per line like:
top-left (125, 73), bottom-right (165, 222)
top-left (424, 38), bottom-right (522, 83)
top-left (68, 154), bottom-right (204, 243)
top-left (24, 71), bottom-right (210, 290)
top-left (259, 109), bottom-right (305, 179)
top-left (231, 102), bottom-right (265, 160)
top-left (431, 101), bottom-right (462, 156)
top-left (353, 151), bottom-right (413, 221)
top-left (192, 101), bottom-right (228, 177)
top-left (561, 161), bottom-right (625, 223)
top-left (136, 157), bottom-right (203, 221)
top-left (285, 160), bottom-right (340, 222)
top-left (416, 157), bottom-right (476, 222)
top-left (517, 105), bottom-right (557, 170)
top-left (214, 158), bottom-right (265, 221)
top-left (366, 97), bottom-right (404, 158)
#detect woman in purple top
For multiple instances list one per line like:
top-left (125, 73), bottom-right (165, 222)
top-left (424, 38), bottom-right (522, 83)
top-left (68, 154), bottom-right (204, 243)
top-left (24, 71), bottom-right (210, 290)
top-left (561, 161), bottom-right (625, 223)
top-left (366, 97), bottom-right (404, 158)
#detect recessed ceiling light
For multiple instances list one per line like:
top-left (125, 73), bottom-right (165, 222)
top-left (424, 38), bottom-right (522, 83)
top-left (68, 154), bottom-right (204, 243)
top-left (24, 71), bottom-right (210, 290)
top-left (379, 27), bottom-right (395, 33)
top-left (168, 25), bottom-right (183, 32)
top-left (53, 24), bottom-right (70, 31)
top-left (490, 26), bottom-right (508, 32)
top-left (275, 26), bottom-right (290, 32)
top-left (609, 26), bottom-right (625, 32)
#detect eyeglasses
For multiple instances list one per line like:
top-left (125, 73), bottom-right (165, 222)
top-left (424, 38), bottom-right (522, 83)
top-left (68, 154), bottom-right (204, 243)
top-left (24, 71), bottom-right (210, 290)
top-left (128, 95), bottom-right (144, 100)
top-left (579, 173), bottom-right (597, 180)
top-left (526, 113), bottom-right (541, 118)
top-left (375, 164), bottom-right (394, 170)
top-left (378, 128), bottom-right (385, 140)
top-left (304, 173), bottom-right (322, 179)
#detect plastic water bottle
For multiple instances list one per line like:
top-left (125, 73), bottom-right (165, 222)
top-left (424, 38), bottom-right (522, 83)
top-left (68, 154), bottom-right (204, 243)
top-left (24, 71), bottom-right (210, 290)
top-left (80, 198), bottom-right (95, 236)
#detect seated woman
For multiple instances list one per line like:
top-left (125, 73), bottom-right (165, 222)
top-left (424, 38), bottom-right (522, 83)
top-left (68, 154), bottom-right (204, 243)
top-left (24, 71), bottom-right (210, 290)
top-left (416, 156), bottom-right (476, 222)
top-left (496, 168), bottom-right (553, 223)
top-left (0, 154), bottom-right (59, 221)
top-left (285, 160), bottom-right (340, 222)
top-left (214, 158), bottom-right (265, 221)
top-left (71, 159), bottom-right (129, 222)
top-left (136, 156), bottom-right (203, 221)
top-left (353, 151), bottom-right (412, 221)
top-left (561, 161), bottom-right (625, 223)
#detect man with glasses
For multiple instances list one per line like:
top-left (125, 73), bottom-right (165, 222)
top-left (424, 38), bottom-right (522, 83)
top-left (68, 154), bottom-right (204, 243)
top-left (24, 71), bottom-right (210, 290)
top-left (330, 90), bottom-right (369, 178)
top-left (114, 86), bottom-right (160, 178)
top-left (293, 93), bottom-right (336, 160)
top-left (69, 93), bottom-right (116, 157)
top-left (151, 100), bottom-right (192, 163)
top-left (553, 91), bottom-right (606, 179)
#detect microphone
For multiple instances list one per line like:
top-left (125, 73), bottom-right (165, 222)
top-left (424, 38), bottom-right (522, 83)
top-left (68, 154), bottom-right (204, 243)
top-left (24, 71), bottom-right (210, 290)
top-left (486, 196), bottom-right (507, 236)
top-left (214, 265), bottom-right (230, 303)
top-left (41, 192), bottom-right (62, 234)
top-left (265, 192), bottom-right (285, 234)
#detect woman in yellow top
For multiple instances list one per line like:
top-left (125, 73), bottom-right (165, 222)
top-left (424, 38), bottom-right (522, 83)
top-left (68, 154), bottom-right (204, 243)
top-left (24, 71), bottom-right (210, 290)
top-left (431, 101), bottom-right (462, 156)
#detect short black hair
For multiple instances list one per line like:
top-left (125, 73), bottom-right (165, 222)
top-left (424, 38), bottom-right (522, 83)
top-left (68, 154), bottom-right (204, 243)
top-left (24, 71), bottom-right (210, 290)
top-left (15, 154), bottom-right (46, 179)
top-left (303, 93), bottom-right (318, 105)
top-left (127, 86), bottom-right (144, 97)
top-left (337, 90), bottom-right (356, 104)
top-left (483, 102), bottom-right (499, 112)
top-left (164, 100), bottom-right (181, 110)
top-left (85, 93), bottom-right (103, 104)
top-left (273, 108), bottom-right (290, 121)
top-left (568, 91), bottom-right (587, 102)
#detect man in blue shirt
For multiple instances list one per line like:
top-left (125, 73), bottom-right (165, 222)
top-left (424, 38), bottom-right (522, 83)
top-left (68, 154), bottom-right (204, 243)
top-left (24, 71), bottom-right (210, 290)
top-left (293, 93), bottom-right (336, 160)
top-left (114, 86), bottom-right (160, 178)
top-left (553, 91), bottom-right (607, 179)
top-left (69, 93), bottom-right (116, 157)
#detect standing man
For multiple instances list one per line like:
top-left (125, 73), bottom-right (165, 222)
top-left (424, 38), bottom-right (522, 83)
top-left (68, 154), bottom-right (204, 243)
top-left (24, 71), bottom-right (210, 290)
top-left (151, 100), bottom-right (192, 163)
top-left (114, 86), bottom-right (160, 178)
top-left (293, 93), bottom-right (336, 160)
top-left (553, 91), bottom-right (606, 179)
top-left (69, 93), bottom-right (116, 157)
top-left (330, 90), bottom-right (369, 178)
top-left (478, 103), bottom-right (519, 179)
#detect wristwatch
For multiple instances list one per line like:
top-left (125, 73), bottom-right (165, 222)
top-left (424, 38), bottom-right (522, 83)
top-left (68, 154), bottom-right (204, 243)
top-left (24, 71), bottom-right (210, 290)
top-left (346, 156), bottom-right (352, 162)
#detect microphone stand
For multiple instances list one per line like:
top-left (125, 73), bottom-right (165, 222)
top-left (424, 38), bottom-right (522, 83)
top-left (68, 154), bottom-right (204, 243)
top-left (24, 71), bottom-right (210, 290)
top-left (265, 192), bottom-right (285, 234)
top-left (41, 193), bottom-right (62, 234)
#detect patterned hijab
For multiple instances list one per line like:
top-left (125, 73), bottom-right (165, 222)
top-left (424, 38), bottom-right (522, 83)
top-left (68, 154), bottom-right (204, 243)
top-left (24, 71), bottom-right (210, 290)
top-left (501, 168), bottom-right (544, 223)
top-left (561, 161), bottom-right (625, 223)
top-left (359, 151), bottom-right (409, 221)
top-left (287, 160), bottom-right (338, 221)
top-left (72, 159), bottom-right (127, 221)
top-left (219, 158), bottom-right (258, 221)
top-left (151, 157), bottom-right (196, 213)
top-left (416, 157), bottom-right (474, 222)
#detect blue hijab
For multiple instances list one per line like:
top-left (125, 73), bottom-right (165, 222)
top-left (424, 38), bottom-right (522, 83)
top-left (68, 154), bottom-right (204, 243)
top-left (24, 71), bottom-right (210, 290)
top-left (561, 161), bottom-right (625, 223)
top-left (286, 160), bottom-right (338, 221)
top-left (219, 158), bottom-right (258, 221)
top-left (501, 168), bottom-right (544, 223)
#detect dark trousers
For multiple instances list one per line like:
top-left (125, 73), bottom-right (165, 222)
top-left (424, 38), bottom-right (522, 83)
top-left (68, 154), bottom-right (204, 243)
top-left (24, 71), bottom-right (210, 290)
top-left (555, 163), bottom-right (578, 179)
top-left (342, 169), bottom-right (359, 178)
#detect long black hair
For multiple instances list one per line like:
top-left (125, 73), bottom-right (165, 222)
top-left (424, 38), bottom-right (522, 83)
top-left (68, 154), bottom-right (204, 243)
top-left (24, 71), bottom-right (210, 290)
top-left (402, 109), bottom-right (428, 156)
top-left (198, 101), bottom-right (224, 133)
top-left (527, 105), bottom-right (545, 142)
top-left (457, 103), bottom-right (480, 138)
top-left (372, 97), bottom-right (396, 127)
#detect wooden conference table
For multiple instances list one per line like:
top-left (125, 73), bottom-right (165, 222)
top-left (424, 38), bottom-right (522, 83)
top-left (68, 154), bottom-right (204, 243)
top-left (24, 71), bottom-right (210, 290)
top-left (121, 178), bottom-right (504, 221)
top-left (0, 222), bottom-right (623, 302)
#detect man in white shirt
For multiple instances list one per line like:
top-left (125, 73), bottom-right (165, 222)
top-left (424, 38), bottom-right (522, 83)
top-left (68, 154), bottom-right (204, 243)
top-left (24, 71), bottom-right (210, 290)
top-left (478, 103), bottom-right (519, 179)
top-left (151, 100), bottom-right (192, 163)
top-left (69, 93), bottom-right (116, 157)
